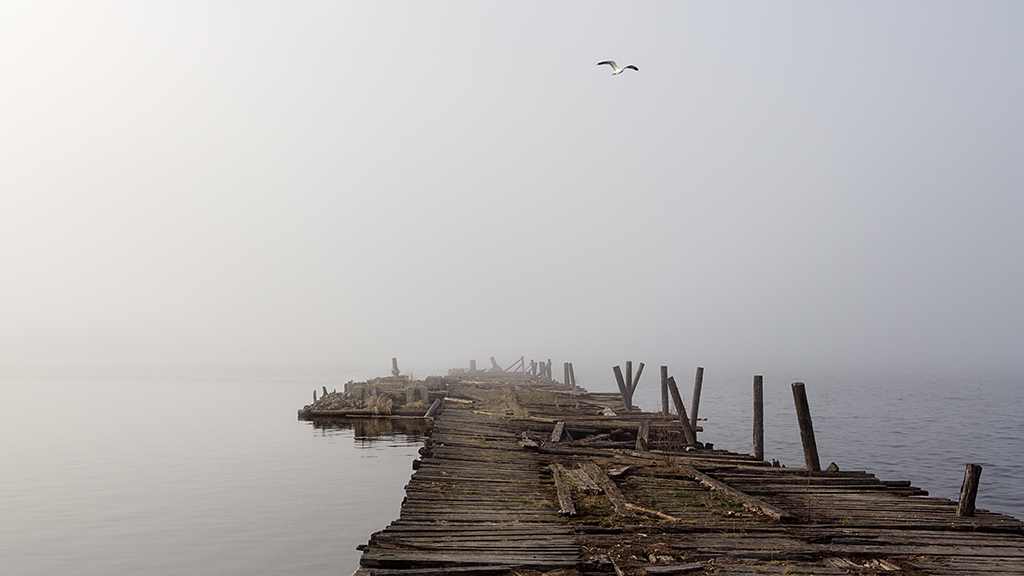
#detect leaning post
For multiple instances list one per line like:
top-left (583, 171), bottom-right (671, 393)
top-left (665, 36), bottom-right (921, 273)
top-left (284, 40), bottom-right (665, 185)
top-left (660, 366), bottom-right (669, 416)
top-left (631, 362), bottom-right (645, 399)
top-left (753, 375), bottom-right (764, 461)
top-left (791, 382), bottom-right (821, 472)
top-left (667, 376), bottom-right (698, 446)
top-left (690, 367), bottom-right (704, 435)
top-left (957, 464), bottom-right (984, 517)
top-left (612, 365), bottom-right (630, 410)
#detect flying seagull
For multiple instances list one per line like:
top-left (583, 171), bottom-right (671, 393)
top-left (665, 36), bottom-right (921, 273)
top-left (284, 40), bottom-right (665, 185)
top-left (597, 60), bottom-right (638, 75)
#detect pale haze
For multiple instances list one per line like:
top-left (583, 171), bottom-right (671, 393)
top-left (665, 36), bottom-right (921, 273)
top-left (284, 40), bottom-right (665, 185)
top-left (2, 2), bottom-right (1022, 378)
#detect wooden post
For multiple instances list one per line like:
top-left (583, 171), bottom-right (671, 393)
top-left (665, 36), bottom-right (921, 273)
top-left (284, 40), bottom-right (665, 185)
top-left (791, 382), bottom-right (821, 472)
top-left (753, 375), bottom-right (764, 461)
top-left (568, 363), bottom-right (576, 388)
top-left (660, 366), bottom-right (669, 416)
top-left (564, 362), bottom-right (570, 388)
top-left (957, 463), bottom-right (983, 517)
top-left (690, 366), bottom-right (704, 435)
top-left (490, 356), bottom-right (500, 371)
top-left (391, 357), bottom-right (400, 377)
top-left (625, 361), bottom-right (633, 409)
top-left (520, 355), bottom-right (525, 373)
top-left (470, 359), bottom-right (477, 372)
top-left (631, 362), bottom-right (645, 398)
top-left (547, 359), bottom-right (552, 380)
top-left (667, 376), bottom-right (698, 446)
top-left (612, 365), bottom-right (630, 409)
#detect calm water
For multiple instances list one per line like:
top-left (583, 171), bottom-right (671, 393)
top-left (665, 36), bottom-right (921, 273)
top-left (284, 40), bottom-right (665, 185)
top-left (1, 365), bottom-right (1021, 576)
top-left (0, 366), bottom-right (421, 576)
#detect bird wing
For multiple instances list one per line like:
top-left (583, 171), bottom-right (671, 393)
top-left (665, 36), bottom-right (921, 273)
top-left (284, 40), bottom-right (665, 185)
top-left (596, 61), bottom-right (617, 68)
top-left (624, 65), bottom-right (639, 71)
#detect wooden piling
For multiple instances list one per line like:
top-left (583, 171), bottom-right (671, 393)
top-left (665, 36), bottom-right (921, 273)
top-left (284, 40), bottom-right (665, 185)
top-left (612, 365), bottom-right (630, 409)
top-left (568, 363), bottom-right (576, 388)
top-left (753, 375), bottom-right (764, 461)
top-left (689, 367), bottom-right (704, 435)
top-left (666, 376), bottom-right (698, 446)
top-left (957, 463), bottom-right (983, 517)
top-left (631, 362), bottom-right (645, 395)
top-left (391, 357), bottom-right (400, 377)
top-left (470, 359), bottom-right (477, 372)
top-left (660, 366), bottom-right (669, 416)
top-left (791, 382), bottom-right (821, 472)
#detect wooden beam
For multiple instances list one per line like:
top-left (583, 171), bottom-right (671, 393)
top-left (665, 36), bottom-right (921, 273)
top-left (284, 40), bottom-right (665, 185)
top-left (567, 468), bottom-right (601, 493)
top-left (581, 461), bottom-right (636, 517)
top-left (424, 398), bottom-right (442, 418)
top-left (677, 464), bottom-right (795, 522)
top-left (549, 464), bottom-right (577, 515)
top-left (550, 421), bottom-right (565, 443)
top-left (635, 419), bottom-right (651, 452)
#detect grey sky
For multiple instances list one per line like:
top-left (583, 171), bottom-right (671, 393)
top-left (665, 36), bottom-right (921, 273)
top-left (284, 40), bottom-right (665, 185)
top-left (2, 2), bottom-right (1022, 377)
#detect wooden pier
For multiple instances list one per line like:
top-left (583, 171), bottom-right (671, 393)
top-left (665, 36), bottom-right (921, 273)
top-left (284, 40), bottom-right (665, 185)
top-left (339, 373), bottom-right (1023, 576)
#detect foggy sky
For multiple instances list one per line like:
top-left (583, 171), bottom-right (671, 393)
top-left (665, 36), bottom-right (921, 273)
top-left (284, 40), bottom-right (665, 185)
top-left (2, 2), bottom-right (1023, 377)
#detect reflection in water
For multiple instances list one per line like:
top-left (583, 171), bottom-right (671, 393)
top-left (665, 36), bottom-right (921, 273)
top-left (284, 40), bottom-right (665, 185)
top-left (310, 417), bottom-right (428, 445)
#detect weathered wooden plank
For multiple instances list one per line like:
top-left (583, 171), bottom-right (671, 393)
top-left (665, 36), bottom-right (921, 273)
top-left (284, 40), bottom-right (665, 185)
top-left (677, 464), bottom-right (795, 522)
top-left (550, 464), bottom-right (577, 515)
top-left (644, 563), bottom-right (705, 574)
top-left (636, 419), bottom-right (651, 451)
top-left (567, 467), bottom-right (602, 494)
top-left (550, 421), bottom-right (565, 443)
top-left (581, 461), bottom-right (636, 518)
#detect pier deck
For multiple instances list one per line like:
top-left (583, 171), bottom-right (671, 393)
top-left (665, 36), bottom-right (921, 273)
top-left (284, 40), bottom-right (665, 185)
top-left (349, 378), bottom-right (1024, 576)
